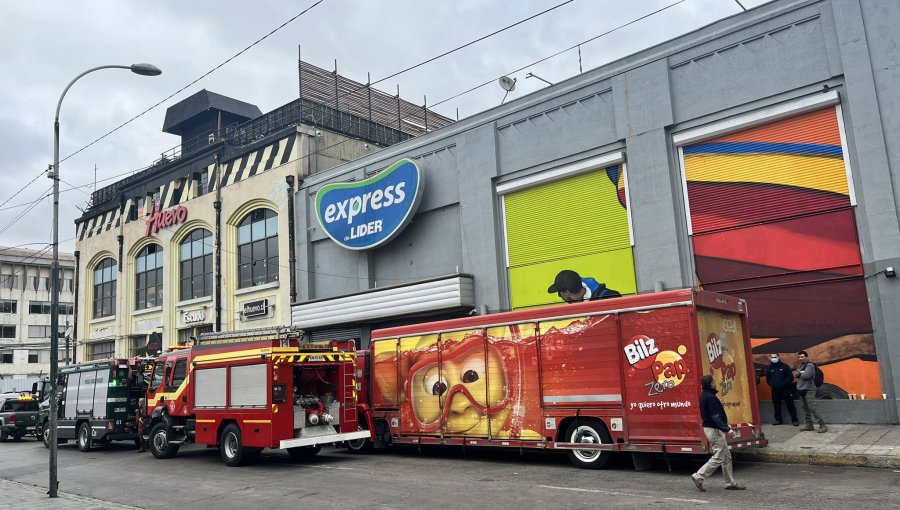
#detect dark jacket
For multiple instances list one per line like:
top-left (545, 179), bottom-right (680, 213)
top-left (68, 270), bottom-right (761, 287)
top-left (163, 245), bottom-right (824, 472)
top-left (699, 386), bottom-right (730, 432)
top-left (765, 361), bottom-right (794, 390)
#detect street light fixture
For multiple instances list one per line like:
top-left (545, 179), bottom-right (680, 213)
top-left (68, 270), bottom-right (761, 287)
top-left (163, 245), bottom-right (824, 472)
top-left (49, 62), bottom-right (161, 498)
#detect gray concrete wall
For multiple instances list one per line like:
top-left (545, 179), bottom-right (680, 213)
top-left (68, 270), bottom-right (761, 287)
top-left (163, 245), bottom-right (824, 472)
top-left (294, 0), bottom-right (900, 422)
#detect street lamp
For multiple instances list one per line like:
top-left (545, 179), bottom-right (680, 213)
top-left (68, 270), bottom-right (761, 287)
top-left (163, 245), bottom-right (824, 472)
top-left (49, 62), bottom-right (161, 498)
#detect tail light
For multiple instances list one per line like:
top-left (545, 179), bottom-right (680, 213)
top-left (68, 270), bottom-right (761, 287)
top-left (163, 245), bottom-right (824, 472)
top-left (107, 422), bottom-right (114, 430)
top-left (8, 415), bottom-right (15, 425)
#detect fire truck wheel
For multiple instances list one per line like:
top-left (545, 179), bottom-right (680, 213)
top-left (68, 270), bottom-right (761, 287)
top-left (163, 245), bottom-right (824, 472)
top-left (149, 422), bottom-right (180, 459)
top-left (220, 424), bottom-right (251, 467)
top-left (77, 422), bottom-right (93, 452)
top-left (565, 420), bottom-right (612, 469)
top-left (346, 424), bottom-right (373, 454)
top-left (287, 445), bottom-right (321, 461)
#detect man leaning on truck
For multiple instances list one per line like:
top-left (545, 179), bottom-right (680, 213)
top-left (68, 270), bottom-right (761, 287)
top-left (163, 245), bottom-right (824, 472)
top-left (691, 374), bottom-right (746, 492)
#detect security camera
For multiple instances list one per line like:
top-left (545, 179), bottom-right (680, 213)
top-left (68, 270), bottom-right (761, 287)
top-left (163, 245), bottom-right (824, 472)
top-left (467, 308), bottom-right (478, 316)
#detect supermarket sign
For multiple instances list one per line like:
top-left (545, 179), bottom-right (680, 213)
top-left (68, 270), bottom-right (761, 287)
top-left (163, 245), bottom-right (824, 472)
top-left (315, 158), bottom-right (424, 250)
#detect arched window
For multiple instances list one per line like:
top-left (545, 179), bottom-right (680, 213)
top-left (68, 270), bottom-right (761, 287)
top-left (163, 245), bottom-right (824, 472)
top-left (237, 208), bottom-right (278, 288)
top-left (180, 229), bottom-right (213, 300)
top-left (92, 258), bottom-right (117, 319)
top-left (135, 244), bottom-right (163, 309)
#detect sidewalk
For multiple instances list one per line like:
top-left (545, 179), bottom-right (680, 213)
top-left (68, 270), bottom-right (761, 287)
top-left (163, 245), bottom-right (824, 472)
top-left (0, 478), bottom-right (143, 510)
top-left (735, 423), bottom-right (900, 469)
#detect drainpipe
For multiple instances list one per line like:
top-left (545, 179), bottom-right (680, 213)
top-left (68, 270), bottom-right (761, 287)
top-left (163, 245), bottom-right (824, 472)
top-left (214, 154), bottom-right (223, 332)
top-left (72, 250), bottom-right (80, 365)
top-left (286, 175), bottom-right (297, 303)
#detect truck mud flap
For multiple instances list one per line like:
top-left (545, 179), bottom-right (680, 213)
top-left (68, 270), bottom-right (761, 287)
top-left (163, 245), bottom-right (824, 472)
top-left (279, 430), bottom-right (372, 450)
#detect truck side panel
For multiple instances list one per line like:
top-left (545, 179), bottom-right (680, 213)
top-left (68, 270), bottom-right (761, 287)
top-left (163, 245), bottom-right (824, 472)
top-left (620, 306), bottom-right (701, 444)
top-left (485, 324), bottom-right (542, 440)
top-left (538, 315), bottom-right (622, 409)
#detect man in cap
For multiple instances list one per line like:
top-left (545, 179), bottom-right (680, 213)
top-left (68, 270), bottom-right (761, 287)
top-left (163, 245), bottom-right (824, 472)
top-left (548, 269), bottom-right (621, 304)
top-left (691, 374), bottom-right (747, 492)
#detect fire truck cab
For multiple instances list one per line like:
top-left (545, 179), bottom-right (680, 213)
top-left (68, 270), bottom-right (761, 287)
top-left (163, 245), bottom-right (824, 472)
top-left (143, 327), bottom-right (370, 466)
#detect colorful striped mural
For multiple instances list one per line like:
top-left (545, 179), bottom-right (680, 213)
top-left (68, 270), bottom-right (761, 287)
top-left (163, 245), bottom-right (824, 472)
top-left (683, 107), bottom-right (881, 400)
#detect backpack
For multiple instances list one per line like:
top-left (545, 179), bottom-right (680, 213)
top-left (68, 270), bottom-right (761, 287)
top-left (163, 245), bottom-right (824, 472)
top-left (812, 363), bottom-right (825, 387)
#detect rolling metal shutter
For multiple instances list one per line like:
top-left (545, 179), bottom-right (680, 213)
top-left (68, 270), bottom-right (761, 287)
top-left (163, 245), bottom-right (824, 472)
top-left (194, 367), bottom-right (227, 408)
top-left (229, 364), bottom-right (267, 408)
top-left (502, 166), bottom-right (635, 309)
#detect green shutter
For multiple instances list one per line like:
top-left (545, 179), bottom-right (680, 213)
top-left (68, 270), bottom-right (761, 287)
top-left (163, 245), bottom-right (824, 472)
top-left (503, 167), bottom-right (636, 309)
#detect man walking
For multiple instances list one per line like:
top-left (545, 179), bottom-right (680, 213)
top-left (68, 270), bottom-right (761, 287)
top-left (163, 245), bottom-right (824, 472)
top-left (691, 374), bottom-right (746, 492)
top-left (765, 354), bottom-right (799, 426)
top-left (795, 350), bottom-right (827, 433)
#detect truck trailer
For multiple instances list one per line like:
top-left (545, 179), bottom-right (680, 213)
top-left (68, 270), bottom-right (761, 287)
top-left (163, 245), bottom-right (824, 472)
top-left (350, 289), bottom-right (766, 468)
top-left (143, 327), bottom-right (370, 466)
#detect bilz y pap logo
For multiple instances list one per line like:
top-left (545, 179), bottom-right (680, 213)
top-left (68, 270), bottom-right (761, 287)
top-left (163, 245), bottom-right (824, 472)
top-left (706, 332), bottom-right (736, 396)
top-left (624, 335), bottom-right (688, 396)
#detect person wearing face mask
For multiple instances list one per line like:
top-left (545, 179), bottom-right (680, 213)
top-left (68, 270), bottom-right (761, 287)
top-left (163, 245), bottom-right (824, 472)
top-left (765, 354), bottom-right (799, 426)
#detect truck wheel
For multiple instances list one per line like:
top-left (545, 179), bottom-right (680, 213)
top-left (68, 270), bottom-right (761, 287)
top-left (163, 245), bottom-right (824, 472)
top-left (77, 422), bottom-right (94, 452)
top-left (0, 429), bottom-right (7, 443)
top-left (220, 424), bottom-right (251, 467)
top-left (149, 422), bottom-right (180, 459)
top-left (287, 445), bottom-right (321, 460)
top-left (565, 419), bottom-right (612, 469)
top-left (42, 422), bottom-right (51, 449)
top-left (346, 422), bottom-right (373, 454)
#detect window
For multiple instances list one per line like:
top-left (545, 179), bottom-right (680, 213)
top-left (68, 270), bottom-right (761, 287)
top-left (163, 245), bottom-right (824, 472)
top-left (194, 171), bottom-right (209, 197)
top-left (1, 353), bottom-right (11, 363)
top-left (28, 276), bottom-right (38, 291)
top-left (88, 340), bottom-right (115, 360)
top-left (28, 351), bottom-right (39, 363)
top-left (0, 300), bottom-right (15, 314)
top-left (0, 325), bottom-right (15, 338)
top-left (179, 229), bottom-right (213, 301)
top-left (136, 244), bottom-right (163, 309)
top-left (171, 358), bottom-right (187, 388)
top-left (27, 326), bottom-right (65, 339)
top-left (30, 301), bottom-right (74, 315)
top-left (237, 208), bottom-right (279, 289)
top-left (93, 258), bottom-right (117, 319)
top-left (0, 275), bottom-right (18, 289)
top-left (62, 278), bottom-right (73, 293)
top-left (39, 277), bottom-right (49, 291)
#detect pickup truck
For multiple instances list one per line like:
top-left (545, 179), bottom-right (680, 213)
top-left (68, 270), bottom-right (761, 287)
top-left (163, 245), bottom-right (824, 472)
top-left (0, 393), bottom-right (40, 441)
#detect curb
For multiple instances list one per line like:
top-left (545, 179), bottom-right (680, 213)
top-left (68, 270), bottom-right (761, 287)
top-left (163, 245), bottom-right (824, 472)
top-left (734, 449), bottom-right (900, 469)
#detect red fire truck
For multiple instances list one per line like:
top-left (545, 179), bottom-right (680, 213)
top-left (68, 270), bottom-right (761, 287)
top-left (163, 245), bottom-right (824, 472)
top-left (348, 289), bottom-right (766, 468)
top-left (143, 327), bottom-right (369, 466)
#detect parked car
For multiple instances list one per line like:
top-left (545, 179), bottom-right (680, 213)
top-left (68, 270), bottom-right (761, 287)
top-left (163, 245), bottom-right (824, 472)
top-left (0, 393), bottom-right (40, 441)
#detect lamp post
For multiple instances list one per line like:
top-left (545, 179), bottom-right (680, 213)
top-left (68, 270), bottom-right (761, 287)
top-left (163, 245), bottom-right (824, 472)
top-left (49, 63), bottom-right (161, 498)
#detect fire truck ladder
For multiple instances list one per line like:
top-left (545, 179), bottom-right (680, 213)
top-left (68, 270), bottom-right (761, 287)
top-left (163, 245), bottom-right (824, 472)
top-left (197, 326), bottom-right (303, 345)
top-left (343, 362), bottom-right (356, 423)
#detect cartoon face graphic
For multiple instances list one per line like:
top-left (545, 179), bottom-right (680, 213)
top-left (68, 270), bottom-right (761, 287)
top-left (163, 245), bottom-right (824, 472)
top-left (406, 337), bottom-right (509, 435)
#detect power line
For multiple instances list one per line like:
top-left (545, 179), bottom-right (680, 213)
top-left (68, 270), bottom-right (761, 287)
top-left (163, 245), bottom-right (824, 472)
top-left (58, 0), bottom-right (328, 166)
top-left (0, 169), bottom-right (46, 210)
top-left (432, 0), bottom-right (688, 108)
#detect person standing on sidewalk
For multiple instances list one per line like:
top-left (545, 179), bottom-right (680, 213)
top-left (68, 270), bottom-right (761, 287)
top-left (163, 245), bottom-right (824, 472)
top-left (795, 350), bottom-right (827, 433)
top-left (765, 354), bottom-right (799, 426)
top-left (691, 374), bottom-right (746, 492)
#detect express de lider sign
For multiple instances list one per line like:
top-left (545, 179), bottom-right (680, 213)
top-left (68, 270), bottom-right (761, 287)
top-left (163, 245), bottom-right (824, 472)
top-left (315, 158), bottom-right (424, 250)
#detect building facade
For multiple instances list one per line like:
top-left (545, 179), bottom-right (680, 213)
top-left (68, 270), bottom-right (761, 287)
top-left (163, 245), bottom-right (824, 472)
top-left (0, 247), bottom-right (75, 388)
top-left (291, 0), bottom-right (900, 423)
top-left (73, 82), bottom-right (448, 361)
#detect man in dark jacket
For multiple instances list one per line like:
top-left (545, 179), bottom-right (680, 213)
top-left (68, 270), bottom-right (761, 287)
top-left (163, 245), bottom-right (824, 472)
top-left (691, 374), bottom-right (746, 492)
top-left (548, 269), bottom-right (621, 303)
top-left (765, 354), bottom-right (799, 426)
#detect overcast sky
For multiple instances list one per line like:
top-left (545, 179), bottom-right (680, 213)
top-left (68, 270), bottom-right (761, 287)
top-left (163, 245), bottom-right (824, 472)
top-left (0, 0), bottom-right (771, 254)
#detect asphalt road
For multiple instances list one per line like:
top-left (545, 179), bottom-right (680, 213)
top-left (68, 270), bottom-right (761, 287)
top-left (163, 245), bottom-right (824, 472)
top-left (1, 437), bottom-right (899, 510)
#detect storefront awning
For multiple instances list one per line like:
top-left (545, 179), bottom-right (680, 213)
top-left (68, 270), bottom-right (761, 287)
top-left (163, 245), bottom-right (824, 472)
top-left (291, 274), bottom-right (475, 329)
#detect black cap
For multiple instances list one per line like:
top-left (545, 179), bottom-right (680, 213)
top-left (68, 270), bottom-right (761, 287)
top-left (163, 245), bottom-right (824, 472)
top-left (548, 270), bottom-right (582, 294)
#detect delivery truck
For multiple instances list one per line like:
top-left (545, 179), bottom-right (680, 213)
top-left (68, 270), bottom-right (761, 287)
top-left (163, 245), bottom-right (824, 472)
top-left (349, 289), bottom-right (766, 468)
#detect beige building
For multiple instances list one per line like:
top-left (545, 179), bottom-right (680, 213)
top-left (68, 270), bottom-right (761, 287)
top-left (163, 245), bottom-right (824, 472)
top-left (72, 80), bottom-right (440, 360)
top-left (0, 246), bottom-right (75, 387)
